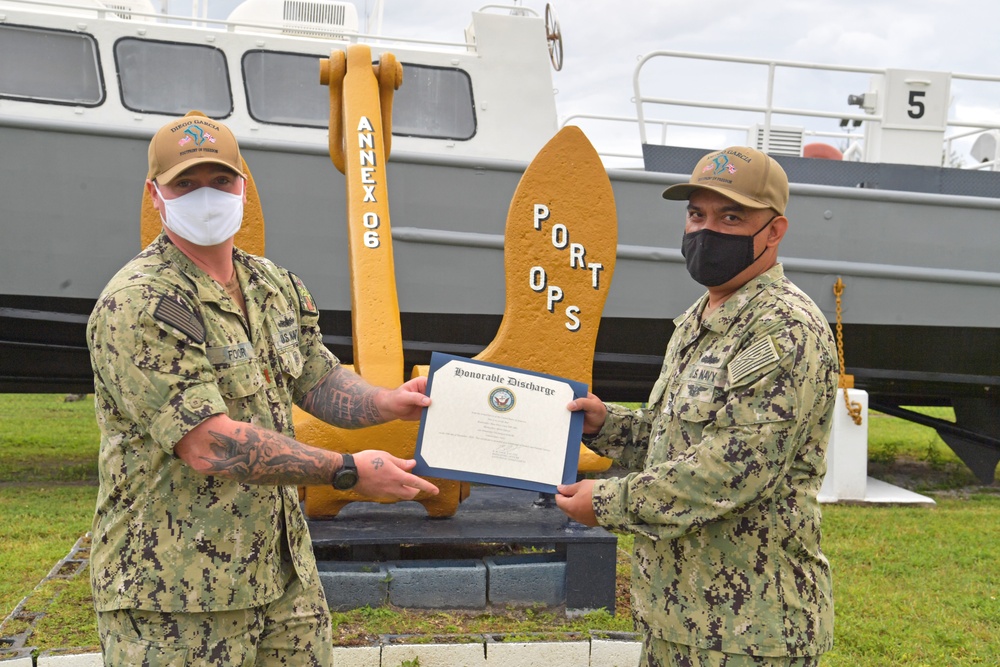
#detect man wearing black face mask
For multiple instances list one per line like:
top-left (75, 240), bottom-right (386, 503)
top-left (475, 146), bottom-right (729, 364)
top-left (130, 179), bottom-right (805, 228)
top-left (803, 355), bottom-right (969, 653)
top-left (556, 146), bottom-right (838, 666)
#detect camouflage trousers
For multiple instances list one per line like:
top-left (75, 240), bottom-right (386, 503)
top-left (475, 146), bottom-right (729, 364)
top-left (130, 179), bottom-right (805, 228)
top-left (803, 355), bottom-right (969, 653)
top-left (642, 634), bottom-right (821, 667)
top-left (97, 547), bottom-right (332, 666)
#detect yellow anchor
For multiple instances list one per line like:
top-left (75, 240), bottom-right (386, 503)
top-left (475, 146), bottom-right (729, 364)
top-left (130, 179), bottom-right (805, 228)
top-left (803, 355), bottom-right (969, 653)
top-left (298, 45), bottom-right (468, 518)
top-left (302, 45), bottom-right (615, 518)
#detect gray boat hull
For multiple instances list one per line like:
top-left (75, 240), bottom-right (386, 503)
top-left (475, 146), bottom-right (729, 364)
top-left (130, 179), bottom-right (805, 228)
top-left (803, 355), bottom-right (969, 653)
top-left (2, 125), bottom-right (1000, 480)
top-left (3, 122), bottom-right (1000, 391)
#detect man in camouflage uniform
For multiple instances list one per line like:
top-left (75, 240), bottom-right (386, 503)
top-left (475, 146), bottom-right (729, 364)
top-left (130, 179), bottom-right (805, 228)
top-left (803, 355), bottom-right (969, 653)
top-left (88, 112), bottom-right (439, 666)
top-left (556, 146), bottom-right (837, 666)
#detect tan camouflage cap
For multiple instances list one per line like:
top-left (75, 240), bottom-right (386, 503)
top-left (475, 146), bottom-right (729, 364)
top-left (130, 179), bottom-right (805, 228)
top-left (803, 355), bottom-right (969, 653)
top-left (662, 146), bottom-right (789, 215)
top-left (147, 110), bottom-right (246, 183)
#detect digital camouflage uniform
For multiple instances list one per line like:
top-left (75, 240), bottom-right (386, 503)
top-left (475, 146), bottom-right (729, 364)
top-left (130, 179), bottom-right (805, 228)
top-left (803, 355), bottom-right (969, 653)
top-left (587, 264), bottom-right (837, 660)
top-left (87, 233), bottom-right (337, 663)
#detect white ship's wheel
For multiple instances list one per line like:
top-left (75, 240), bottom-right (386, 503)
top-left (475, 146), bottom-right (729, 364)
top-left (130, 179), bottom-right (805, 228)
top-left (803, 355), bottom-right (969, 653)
top-left (545, 3), bottom-right (563, 71)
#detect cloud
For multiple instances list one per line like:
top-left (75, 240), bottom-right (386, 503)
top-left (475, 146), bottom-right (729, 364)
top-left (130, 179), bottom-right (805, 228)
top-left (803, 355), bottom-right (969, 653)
top-left (180, 0), bottom-right (1000, 163)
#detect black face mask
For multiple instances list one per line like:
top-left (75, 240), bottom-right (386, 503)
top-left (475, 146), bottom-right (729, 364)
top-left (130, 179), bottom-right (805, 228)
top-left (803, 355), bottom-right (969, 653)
top-left (681, 215), bottom-right (777, 287)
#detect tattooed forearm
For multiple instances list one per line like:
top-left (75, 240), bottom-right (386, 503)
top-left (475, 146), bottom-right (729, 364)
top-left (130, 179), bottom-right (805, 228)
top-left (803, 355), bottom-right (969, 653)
top-left (199, 425), bottom-right (337, 485)
top-left (300, 366), bottom-right (383, 428)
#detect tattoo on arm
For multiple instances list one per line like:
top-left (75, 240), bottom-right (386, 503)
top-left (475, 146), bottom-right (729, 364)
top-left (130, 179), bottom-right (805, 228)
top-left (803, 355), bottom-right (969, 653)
top-left (372, 457), bottom-right (384, 470)
top-left (198, 425), bottom-right (336, 486)
top-left (300, 366), bottom-right (383, 428)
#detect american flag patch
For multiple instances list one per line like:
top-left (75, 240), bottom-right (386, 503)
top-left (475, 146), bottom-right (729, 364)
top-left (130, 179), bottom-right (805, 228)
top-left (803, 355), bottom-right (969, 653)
top-left (153, 296), bottom-right (205, 343)
top-left (727, 336), bottom-right (779, 385)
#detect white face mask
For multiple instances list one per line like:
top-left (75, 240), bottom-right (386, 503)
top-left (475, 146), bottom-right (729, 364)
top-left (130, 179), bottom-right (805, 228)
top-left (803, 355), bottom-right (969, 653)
top-left (154, 180), bottom-right (245, 247)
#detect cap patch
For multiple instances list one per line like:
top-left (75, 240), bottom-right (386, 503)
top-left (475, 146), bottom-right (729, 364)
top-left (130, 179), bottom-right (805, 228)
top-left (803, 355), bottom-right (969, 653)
top-left (179, 125), bottom-right (216, 147)
top-left (661, 145), bottom-right (789, 214)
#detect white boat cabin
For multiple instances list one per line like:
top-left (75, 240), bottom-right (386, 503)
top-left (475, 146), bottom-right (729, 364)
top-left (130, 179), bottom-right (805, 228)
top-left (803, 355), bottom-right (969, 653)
top-left (0, 0), bottom-right (560, 162)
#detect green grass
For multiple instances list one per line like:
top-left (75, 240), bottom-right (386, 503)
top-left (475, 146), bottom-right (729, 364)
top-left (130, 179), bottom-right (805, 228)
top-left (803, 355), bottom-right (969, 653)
top-left (820, 495), bottom-right (1000, 666)
top-left (1, 395), bottom-right (999, 665)
top-left (0, 393), bottom-right (100, 483)
top-left (0, 485), bottom-right (97, 623)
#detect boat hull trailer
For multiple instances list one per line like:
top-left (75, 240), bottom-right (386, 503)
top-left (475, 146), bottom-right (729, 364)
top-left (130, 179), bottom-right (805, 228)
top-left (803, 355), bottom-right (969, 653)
top-left (2, 314), bottom-right (999, 484)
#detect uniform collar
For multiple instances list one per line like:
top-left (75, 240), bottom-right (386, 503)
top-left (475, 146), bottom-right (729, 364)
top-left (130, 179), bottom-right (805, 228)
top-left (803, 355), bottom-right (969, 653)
top-left (673, 264), bottom-right (786, 340)
top-left (155, 232), bottom-right (277, 307)
top-left (233, 245), bottom-right (279, 306)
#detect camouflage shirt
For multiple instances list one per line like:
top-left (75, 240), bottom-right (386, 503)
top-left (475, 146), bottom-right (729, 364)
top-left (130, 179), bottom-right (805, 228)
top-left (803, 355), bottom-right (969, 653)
top-left (589, 264), bottom-right (837, 657)
top-left (87, 233), bottom-right (337, 613)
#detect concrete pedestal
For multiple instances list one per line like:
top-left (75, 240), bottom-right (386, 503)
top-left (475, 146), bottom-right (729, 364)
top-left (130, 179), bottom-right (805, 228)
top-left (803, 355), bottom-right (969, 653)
top-left (308, 486), bottom-right (618, 612)
top-left (819, 388), bottom-right (934, 505)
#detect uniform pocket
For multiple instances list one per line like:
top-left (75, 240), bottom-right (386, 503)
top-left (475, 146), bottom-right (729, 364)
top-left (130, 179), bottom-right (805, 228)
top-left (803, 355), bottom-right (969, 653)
top-left (215, 361), bottom-right (264, 400)
top-left (106, 631), bottom-right (190, 666)
top-left (277, 348), bottom-right (304, 379)
top-left (674, 396), bottom-right (722, 425)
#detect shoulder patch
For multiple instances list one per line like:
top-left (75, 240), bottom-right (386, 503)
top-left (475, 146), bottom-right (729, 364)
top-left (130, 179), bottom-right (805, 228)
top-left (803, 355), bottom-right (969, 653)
top-left (288, 272), bottom-right (318, 316)
top-left (728, 335), bottom-right (779, 385)
top-left (153, 295), bottom-right (205, 343)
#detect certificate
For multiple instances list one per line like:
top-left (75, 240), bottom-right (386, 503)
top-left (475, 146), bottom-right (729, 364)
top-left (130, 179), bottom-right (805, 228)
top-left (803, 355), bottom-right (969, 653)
top-left (413, 352), bottom-right (586, 494)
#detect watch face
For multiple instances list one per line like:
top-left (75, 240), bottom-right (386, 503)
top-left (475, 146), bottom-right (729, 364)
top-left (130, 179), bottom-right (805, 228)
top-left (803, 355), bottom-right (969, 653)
top-left (333, 469), bottom-right (359, 490)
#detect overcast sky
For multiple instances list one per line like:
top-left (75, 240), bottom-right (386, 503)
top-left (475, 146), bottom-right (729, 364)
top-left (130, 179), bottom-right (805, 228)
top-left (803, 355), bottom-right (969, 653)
top-left (368, 0), bottom-right (1000, 166)
top-left (175, 0), bottom-right (1000, 166)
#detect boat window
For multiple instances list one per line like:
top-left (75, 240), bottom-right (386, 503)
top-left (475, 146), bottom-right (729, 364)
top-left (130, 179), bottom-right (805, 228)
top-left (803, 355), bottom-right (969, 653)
top-left (0, 25), bottom-right (103, 106)
top-left (114, 38), bottom-right (232, 117)
top-left (393, 64), bottom-right (476, 141)
top-left (242, 51), bottom-right (476, 140)
top-left (242, 50), bottom-right (326, 128)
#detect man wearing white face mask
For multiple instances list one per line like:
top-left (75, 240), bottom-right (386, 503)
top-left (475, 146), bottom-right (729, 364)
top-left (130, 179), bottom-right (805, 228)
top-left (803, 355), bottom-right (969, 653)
top-left (87, 111), bottom-right (439, 666)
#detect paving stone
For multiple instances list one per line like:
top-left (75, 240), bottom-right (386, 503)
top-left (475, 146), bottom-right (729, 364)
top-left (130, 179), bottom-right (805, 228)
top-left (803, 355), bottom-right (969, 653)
top-left (36, 652), bottom-right (104, 666)
top-left (0, 650), bottom-right (34, 666)
top-left (486, 638), bottom-right (590, 666)
top-left (590, 634), bottom-right (643, 667)
top-left (383, 640), bottom-right (487, 667)
top-left (331, 645), bottom-right (380, 667)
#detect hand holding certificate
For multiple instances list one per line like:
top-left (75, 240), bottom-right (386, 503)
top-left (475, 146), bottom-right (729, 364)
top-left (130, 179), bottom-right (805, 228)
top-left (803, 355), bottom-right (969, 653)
top-left (413, 353), bottom-right (586, 493)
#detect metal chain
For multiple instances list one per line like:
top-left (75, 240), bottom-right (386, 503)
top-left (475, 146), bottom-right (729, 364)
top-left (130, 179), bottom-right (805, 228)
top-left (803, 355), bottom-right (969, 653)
top-left (833, 278), bottom-right (863, 425)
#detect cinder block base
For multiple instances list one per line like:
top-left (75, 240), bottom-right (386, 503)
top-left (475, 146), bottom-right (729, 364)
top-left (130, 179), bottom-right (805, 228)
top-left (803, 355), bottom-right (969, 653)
top-left (485, 553), bottom-right (565, 607)
top-left (317, 562), bottom-right (389, 611)
top-left (388, 560), bottom-right (486, 609)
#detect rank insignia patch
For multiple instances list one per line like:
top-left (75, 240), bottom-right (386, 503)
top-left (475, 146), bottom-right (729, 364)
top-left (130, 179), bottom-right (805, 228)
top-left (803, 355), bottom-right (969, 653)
top-left (289, 272), bottom-right (318, 316)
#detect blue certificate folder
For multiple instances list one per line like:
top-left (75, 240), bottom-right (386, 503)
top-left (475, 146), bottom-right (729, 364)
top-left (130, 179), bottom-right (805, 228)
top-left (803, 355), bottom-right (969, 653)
top-left (413, 352), bottom-right (587, 494)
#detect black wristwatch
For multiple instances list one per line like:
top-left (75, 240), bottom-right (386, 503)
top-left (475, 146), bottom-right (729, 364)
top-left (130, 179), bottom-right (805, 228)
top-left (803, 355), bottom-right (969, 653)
top-left (332, 453), bottom-right (359, 491)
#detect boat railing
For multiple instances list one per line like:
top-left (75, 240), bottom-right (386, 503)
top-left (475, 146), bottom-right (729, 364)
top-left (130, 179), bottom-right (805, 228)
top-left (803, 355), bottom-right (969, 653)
top-left (476, 4), bottom-right (539, 17)
top-left (557, 114), bottom-right (645, 161)
top-left (1, 0), bottom-right (497, 53)
top-left (632, 51), bottom-right (881, 152)
top-left (946, 128), bottom-right (1000, 171)
top-left (559, 113), bottom-right (865, 167)
top-left (628, 50), bottom-right (1000, 169)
